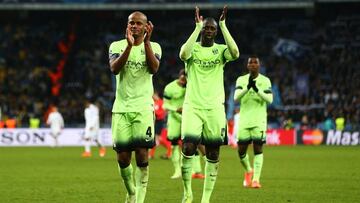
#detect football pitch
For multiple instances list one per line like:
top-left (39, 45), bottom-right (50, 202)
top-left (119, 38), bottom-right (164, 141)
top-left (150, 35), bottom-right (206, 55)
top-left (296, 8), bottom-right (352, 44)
top-left (0, 146), bottom-right (359, 203)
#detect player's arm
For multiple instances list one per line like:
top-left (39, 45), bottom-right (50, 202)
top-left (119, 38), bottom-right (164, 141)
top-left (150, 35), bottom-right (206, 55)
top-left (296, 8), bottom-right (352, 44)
top-left (109, 27), bottom-right (133, 75)
top-left (234, 77), bottom-right (248, 101)
top-left (144, 21), bottom-right (160, 74)
top-left (85, 110), bottom-right (93, 129)
top-left (163, 86), bottom-right (178, 112)
top-left (163, 97), bottom-right (178, 112)
top-left (253, 78), bottom-right (273, 104)
top-left (179, 6), bottom-right (203, 61)
top-left (89, 111), bottom-right (97, 130)
top-left (60, 115), bottom-right (64, 128)
top-left (219, 5), bottom-right (239, 61)
top-left (46, 116), bottom-right (51, 126)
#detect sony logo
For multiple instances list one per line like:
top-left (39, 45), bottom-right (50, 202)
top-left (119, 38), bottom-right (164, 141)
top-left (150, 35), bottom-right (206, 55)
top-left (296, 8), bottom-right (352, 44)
top-left (0, 131), bottom-right (47, 144)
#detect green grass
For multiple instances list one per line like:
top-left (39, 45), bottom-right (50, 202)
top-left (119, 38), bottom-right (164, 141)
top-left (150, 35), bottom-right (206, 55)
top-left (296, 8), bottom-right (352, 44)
top-left (0, 146), bottom-right (359, 203)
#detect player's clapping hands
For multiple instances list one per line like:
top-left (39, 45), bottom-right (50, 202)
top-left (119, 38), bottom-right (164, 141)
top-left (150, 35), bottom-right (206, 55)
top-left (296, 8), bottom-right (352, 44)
top-left (247, 76), bottom-right (254, 90)
top-left (195, 6), bottom-right (203, 23)
top-left (219, 5), bottom-right (228, 22)
top-left (247, 76), bottom-right (259, 92)
top-left (125, 25), bottom-right (134, 46)
top-left (144, 21), bottom-right (153, 43)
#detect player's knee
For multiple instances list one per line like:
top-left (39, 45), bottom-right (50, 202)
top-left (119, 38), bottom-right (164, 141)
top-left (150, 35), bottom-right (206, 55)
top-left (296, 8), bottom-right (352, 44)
top-left (238, 151), bottom-right (246, 159)
top-left (237, 145), bottom-right (247, 156)
top-left (136, 161), bottom-right (149, 168)
top-left (182, 143), bottom-right (196, 156)
top-left (253, 144), bottom-right (263, 155)
top-left (206, 150), bottom-right (219, 161)
top-left (117, 160), bottom-right (131, 169)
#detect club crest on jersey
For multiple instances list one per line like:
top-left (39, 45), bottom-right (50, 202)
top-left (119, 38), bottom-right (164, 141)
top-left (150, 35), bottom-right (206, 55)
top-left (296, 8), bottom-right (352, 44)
top-left (141, 49), bottom-right (145, 55)
top-left (212, 49), bottom-right (218, 55)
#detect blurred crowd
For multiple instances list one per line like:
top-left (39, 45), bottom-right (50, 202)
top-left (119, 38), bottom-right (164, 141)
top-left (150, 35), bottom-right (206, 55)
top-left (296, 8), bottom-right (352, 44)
top-left (0, 3), bottom-right (359, 130)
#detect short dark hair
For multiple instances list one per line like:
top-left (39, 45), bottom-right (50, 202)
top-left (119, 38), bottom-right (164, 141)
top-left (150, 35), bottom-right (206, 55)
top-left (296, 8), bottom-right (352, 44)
top-left (86, 96), bottom-right (96, 103)
top-left (203, 17), bottom-right (217, 26)
top-left (248, 54), bottom-right (259, 59)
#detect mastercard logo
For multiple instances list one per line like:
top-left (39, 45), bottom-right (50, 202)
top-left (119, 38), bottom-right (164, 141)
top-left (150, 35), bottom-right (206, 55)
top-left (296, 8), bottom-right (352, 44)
top-left (302, 129), bottom-right (324, 145)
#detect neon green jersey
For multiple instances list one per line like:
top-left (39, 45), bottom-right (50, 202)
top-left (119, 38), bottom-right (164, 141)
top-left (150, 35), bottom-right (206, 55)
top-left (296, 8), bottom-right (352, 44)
top-left (235, 73), bottom-right (272, 130)
top-left (109, 39), bottom-right (162, 112)
top-left (163, 79), bottom-right (186, 121)
top-left (182, 42), bottom-right (231, 109)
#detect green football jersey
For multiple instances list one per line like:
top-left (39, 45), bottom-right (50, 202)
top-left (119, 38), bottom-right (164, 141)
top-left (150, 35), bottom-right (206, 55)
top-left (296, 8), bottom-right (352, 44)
top-left (182, 42), bottom-right (231, 109)
top-left (163, 79), bottom-right (186, 121)
top-left (235, 73), bottom-right (272, 130)
top-left (109, 39), bottom-right (162, 112)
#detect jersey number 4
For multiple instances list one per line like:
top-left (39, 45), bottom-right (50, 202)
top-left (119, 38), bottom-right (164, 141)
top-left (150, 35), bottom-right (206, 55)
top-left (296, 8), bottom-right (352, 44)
top-left (146, 126), bottom-right (152, 138)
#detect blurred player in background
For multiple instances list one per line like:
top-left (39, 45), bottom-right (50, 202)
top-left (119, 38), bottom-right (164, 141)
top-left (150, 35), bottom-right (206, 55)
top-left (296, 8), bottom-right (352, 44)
top-left (163, 69), bottom-right (186, 179)
top-left (149, 91), bottom-right (172, 159)
top-left (179, 6), bottom-right (239, 203)
top-left (108, 11), bottom-right (161, 203)
top-left (234, 56), bottom-right (273, 188)
top-left (81, 99), bottom-right (106, 158)
top-left (164, 69), bottom-right (205, 179)
top-left (46, 106), bottom-right (64, 147)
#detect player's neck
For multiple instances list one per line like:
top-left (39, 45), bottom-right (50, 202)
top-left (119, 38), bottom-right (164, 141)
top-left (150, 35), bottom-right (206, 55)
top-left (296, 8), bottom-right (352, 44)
top-left (250, 72), bottom-right (259, 78)
top-left (200, 38), bottom-right (214, 47)
top-left (133, 37), bottom-right (143, 46)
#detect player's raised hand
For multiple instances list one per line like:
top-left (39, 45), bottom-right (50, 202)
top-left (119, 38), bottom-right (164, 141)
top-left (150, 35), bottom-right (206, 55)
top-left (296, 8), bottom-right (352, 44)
top-left (247, 75), bottom-right (255, 90)
top-left (125, 25), bottom-right (134, 46)
top-left (252, 80), bottom-right (259, 92)
top-left (195, 6), bottom-right (203, 23)
top-left (144, 21), bottom-right (153, 43)
top-left (219, 5), bottom-right (228, 21)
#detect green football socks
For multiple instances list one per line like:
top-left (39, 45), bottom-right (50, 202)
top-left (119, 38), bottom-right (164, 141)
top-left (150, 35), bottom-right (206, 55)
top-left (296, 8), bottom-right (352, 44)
top-left (135, 166), bottom-right (149, 203)
top-left (171, 145), bottom-right (181, 176)
top-left (181, 153), bottom-right (194, 199)
top-left (201, 159), bottom-right (219, 203)
top-left (253, 153), bottom-right (263, 182)
top-left (240, 153), bottom-right (252, 172)
top-left (119, 164), bottom-right (135, 196)
top-left (192, 154), bottom-right (202, 174)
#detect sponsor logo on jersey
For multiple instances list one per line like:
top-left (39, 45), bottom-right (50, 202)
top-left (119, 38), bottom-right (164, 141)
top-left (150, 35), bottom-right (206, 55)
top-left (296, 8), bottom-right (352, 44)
top-left (193, 59), bottom-right (221, 69)
top-left (126, 60), bottom-right (147, 70)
